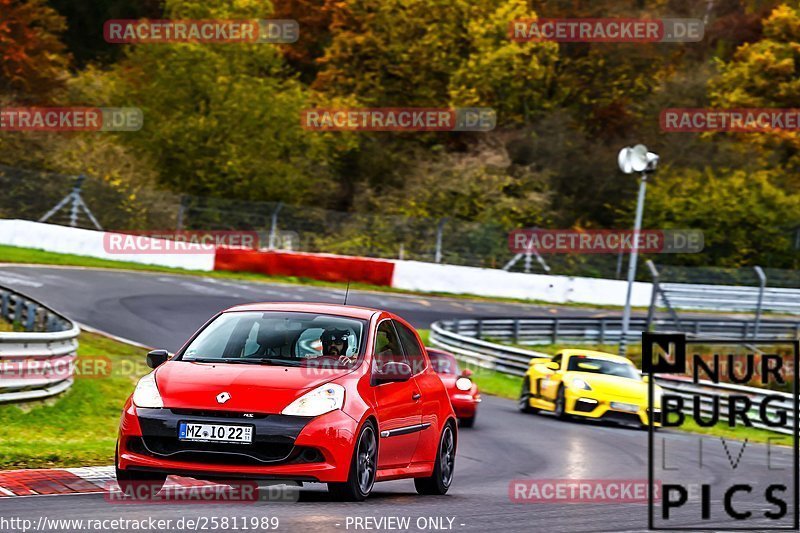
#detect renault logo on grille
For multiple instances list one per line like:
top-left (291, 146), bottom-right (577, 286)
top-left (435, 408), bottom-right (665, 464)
top-left (216, 391), bottom-right (231, 404)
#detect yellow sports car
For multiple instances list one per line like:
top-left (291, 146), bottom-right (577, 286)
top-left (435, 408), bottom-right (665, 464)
top-left (518, 349), bottom-right (662, 428)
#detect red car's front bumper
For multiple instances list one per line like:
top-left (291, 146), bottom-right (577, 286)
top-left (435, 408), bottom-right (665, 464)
top-left (449, 392), bottom-right (480, 419)
top-left (117, 402), bottom-right (359, 483)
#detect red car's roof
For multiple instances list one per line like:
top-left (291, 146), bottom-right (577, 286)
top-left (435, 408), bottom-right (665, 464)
top-left (222, 302), bottom-right (381, 320)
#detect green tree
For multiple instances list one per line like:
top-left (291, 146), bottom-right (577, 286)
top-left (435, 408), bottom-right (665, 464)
top-left (642, 167), bottom-right (800, 268)
top-left (709, 4), bottom-right (800, 182)
top-left (449, 0), bottom-right (559, 123)
top-left (315, 0), bottom-right (557, 116)
top-left (73, 0), bottom-right (356, 204)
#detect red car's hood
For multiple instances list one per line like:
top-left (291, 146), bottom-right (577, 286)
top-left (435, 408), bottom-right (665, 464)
top-left (154, 360), bottom-right (349, 414)
top-left (439, 375), bottom-right (458, 388)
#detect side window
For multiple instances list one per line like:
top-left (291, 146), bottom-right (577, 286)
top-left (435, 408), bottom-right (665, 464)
top-left (373, 320), bottom-right (404, 369)
top-left (394, 321), bottom-right (426, 375)
top-left (550, 354), bottom-right (563, 370)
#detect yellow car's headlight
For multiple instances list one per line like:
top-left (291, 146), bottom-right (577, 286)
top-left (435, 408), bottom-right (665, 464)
top-left (570, 377), bottom-right (592, 391)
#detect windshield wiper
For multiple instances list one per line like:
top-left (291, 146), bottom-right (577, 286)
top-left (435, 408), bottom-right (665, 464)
top-left (184, 357), bottom-right (301, 366)
top-left (183, 358), bottom-right (266, 364)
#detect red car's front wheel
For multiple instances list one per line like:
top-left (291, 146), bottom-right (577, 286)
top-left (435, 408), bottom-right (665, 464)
top-left (328, 421), bottom-right (377, 501)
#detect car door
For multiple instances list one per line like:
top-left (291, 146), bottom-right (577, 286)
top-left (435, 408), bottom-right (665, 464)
top-left (393, 319), bottom-right (437, 459)
top-left (371, 319), bottom-right (422, 469)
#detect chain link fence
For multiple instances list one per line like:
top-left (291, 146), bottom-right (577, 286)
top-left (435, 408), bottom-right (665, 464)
top-left (1, 165), bottom-right (797, 283)
top-left (653, 263), bottom-right (800, 289)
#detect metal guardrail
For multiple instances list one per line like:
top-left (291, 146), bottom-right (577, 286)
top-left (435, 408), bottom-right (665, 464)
top-left (433, 316), bottom-right (800, 349)
top-left (430, 321), bottom-right (550, 376)
top-left (648, 261), bottom-right (800, 324)
top-left (659, 283), bottom-right (800, 314)
top-left (430, 317), bottom-right (796, 434)
top-left (656, 375), bottom-right (793, 435)
top-left (0, 285), bottom-right (79, 403)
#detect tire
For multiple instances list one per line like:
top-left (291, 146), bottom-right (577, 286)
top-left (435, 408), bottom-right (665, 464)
top-left (115, 466), bottom-right (167, 499)
top-left (415, 423), bottom-right (456, 496)
top-left (553, 385), bottom-right (569, 420)
top-left (459, 415), bottom-right (475, 428)
top-left (518, 377), bottom-right (538, 414)
top-left (328, 421), bottom-right (377, 501)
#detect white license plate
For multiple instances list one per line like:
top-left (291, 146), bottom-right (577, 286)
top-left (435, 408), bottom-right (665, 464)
top-left (610, 402), bottom-right (639, 413)
top-left (178, 422), bottom-right (253, 444)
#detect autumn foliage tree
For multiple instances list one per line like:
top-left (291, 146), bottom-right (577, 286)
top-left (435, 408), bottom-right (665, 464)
top-left (0, 0), bottom-right (71, 102)
top-left (709, 4), bottom-right (800, 184)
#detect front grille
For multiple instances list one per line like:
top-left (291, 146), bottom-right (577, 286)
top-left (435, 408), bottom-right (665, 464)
top-left (129, 436), bottom-right (323, 466)
top-left (169, 409), bottom-right (267, 419)
top-left (602, 411), bottom-right (642, 426)
top-left (133, 408), bottom-right (317, 467)
top-left (573, 399), bottom-right (598, 413)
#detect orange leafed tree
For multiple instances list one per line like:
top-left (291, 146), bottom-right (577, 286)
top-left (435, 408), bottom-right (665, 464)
top-left (0, 0), bottom-right (71, 102)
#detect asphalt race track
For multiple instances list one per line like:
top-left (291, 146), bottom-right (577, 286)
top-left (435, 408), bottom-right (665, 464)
top-left (0, 265), bottom-right (794, 532)
top-left (0, 265), bottom-right (629, 351)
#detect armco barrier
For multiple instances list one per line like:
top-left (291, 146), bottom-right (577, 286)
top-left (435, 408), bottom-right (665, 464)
top-left (659, 283), bottom-right (800, 314)
top-left (434, 316), bottom-right (800, 348)
top-left (0, 284), bottom-right (79, 403)
top-left (430, 317), bottom-right (797, 433)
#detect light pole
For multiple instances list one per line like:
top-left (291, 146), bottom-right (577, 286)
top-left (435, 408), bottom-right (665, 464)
top-left (617, 145), bottom-right (659, 357)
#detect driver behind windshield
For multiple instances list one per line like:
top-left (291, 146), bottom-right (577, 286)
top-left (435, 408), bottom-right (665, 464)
top-left (321, 327), bottom-right (355, 365)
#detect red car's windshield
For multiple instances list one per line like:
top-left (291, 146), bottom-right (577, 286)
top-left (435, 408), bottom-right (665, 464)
top-left (429, 351), bottom-right (460, 375)
top-left (179, 311), bottom-right (368, 368)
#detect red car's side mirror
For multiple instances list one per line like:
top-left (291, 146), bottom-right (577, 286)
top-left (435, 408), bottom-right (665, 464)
top-left (146, 349), bottom-right (170, 369)
top-left (374, 361), bottom-right (412, 384)
top-left (460, 369), bottom-right (473, 378)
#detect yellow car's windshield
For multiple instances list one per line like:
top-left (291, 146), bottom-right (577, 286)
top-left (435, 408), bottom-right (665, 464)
top-left (567, 356), bottom-right (640, 380)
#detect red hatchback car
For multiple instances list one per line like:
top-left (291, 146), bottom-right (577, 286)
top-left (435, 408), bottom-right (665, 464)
top-left (116, 303), bottom-right (457, 501)
top-left (427, 349), bottom-right (481, 427)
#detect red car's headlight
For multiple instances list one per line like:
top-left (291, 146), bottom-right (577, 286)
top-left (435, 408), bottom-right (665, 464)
top-left (282, 383), bottom-right (345, 417)
top-left (132, 372), bottom-right (163, 408)
top-left (455, 377), bottom-right (473, 391)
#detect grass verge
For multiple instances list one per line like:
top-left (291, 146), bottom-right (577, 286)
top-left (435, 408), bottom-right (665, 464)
top-left (0, 331), bottom-right (148, 469)
top-left (675, 414), bottom-right (791, 446)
